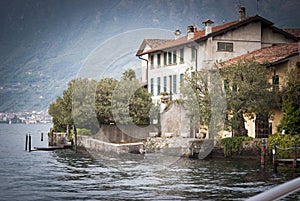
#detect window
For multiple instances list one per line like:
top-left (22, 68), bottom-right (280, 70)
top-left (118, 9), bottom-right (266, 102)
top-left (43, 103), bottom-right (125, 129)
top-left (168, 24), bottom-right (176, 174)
top-left (157, 54), bottom-right (161, 67)
top-left (180, 48), bottom-right (184, 63)
top-left (150, 55), bottom-right (154, 68)
top-left (157, 77), bottom-right (161, 95)
top-left (163, 52), bottom-right (167, 66)
top-left (168, 52), bottom-right (172, 65)
top-left (180, 73), bottom-right (184, 84)
top-left (150, 78), bottom-right (154, 95)
top-left (173, 50), bottom-right (177, 64)
top-left (272, 75), bottom-right (279, 92)
top-left (217, 42), bottom-right (233, 52)
top-left (173, 75), bottom-right (177, 94)
top-left (191, 47), bottom-right (196, 61)
top-left (163, 76), bottom-right (167, 92)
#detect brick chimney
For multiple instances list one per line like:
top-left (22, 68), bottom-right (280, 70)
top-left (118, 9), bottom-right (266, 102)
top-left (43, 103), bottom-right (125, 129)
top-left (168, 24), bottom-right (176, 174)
top-left (203, 20), bottom-right (214, 36)
top-left (187, 25), bottom-right (195, 40)
top-left (239, 6), bottom-right (246, 20)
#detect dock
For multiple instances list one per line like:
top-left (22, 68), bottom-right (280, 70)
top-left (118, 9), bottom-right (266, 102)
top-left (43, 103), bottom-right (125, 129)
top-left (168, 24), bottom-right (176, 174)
top-left (33, 143), bottom-right (72, 151)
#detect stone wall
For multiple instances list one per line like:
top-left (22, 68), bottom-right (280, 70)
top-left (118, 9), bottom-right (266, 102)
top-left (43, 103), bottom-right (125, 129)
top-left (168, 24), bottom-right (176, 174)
top-left (94, 124), bottom-right (159, 143)
top-left (161, 102), bottom-right (191, 138)
top-left (76, 135), bottom-right (144, 157)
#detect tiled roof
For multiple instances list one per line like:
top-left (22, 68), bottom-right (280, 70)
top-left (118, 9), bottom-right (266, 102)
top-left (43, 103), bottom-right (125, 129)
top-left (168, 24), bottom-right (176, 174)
top-left (136, 39), bottom-right (172, 56)
top-left (137, 15), bottom-right (298, 56)
top-left (219, 43), bottom-right (299, 67)
top-left (283, 28), bottom-right (300, 39)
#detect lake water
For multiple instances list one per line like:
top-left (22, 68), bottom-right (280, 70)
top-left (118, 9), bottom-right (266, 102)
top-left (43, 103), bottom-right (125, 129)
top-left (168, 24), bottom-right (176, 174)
top-left (0, 124), bottom-right (299, 200)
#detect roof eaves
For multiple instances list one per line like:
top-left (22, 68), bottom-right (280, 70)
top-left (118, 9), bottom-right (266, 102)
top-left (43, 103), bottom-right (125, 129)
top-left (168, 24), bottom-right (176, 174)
top-left (270, 26), bottom-right (299, 41)
top-left (270, 52), bottom-right (300, 65)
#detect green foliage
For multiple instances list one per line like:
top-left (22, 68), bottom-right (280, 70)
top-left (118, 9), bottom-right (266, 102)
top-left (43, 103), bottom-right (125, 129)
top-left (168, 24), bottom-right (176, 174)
top-left (268, 133), bottom-right (300, 158)
top-left (121, 68), bottom-right (136, 81)
top-left (112, 79), bottom-right (153, 125)
top-left (220, 59), bottom-right (274, 136)
top-left (95, 78), bottom-right (118, 125)
top-left (277, 69), bottom-right (300, 135)
top-left (221, 136), bottom-right (253, 157)
top-left (77, 128), bottom-right (93, 136)
top-left (49, 69), bottom-right (153, 132)
top-left (48, 79), bottom-right (75, 131)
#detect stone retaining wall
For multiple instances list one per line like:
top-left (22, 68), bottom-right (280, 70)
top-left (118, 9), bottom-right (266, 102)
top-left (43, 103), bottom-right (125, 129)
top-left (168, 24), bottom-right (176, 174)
top-left (76, 135), bottom-right (144, 156)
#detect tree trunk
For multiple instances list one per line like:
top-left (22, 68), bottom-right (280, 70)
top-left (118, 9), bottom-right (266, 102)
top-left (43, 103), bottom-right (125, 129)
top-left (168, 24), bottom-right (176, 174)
top-left (232, 112), bottom-right (247, 137)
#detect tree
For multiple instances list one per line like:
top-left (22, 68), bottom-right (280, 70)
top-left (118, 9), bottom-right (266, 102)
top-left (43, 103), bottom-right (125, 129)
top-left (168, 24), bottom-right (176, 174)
top-left (112, 69), bottom-right (153, 125)
top-left (277, 68), bottom-right (300, 135)
top-left (48, 80), bottom-right (75, 131)
top-left (220, 59), bottom-right (274, 136)
top-left (181, 67), bottom-right (226, 138)
top-left (95, 78), bottom-right (118, 125)
top-left (72, 78), bottom-right (99, 133)
top-left (121, 68), bottom-right (136, 81)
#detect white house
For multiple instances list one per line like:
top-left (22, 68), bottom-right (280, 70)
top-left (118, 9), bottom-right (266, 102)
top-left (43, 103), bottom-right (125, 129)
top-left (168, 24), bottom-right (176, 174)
top-left (136, 7), bottom-right (297, 104)
top-left (136, 7), bottom-right (299, 138)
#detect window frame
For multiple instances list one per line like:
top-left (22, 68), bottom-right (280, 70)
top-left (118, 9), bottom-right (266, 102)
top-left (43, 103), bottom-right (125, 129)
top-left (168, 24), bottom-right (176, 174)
top-left (217, 42), bottom-right (233, 52)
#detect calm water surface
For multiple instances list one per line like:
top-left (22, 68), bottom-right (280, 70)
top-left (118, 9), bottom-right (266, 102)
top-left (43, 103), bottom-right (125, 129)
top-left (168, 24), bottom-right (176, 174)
top-left (0, 124), bottom-right (299, 200)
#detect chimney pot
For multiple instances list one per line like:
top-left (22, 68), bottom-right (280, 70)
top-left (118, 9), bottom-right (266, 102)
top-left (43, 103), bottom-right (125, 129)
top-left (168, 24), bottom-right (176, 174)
top-left (203, 20), bottom-right (214, 35)
top-left (239, 6), bottom-right (246, 20)
top-left (174, 29), bottom-right (181, 39)
top-left (187, 25), bottom-right (195, 40)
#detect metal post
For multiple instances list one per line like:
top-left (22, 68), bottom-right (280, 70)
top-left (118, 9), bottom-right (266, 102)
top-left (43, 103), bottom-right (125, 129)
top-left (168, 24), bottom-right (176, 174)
top-left (28, 134), bottom-right (31, 152)
top-left (41, 132), bottom-right (43, 141)
top-left (261, 139), bottom-right (266, 169)
top-left (25, 134), bottom-right (28, 151)
top-left (293, 143), bottom-right (297, 170)
top-left (272, 142), bottom-right (277, 173)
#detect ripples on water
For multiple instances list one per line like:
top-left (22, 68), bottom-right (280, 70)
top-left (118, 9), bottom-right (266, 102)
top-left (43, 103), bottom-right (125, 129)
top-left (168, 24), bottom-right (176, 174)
top-left (0, 124), bottom-right (299, 200)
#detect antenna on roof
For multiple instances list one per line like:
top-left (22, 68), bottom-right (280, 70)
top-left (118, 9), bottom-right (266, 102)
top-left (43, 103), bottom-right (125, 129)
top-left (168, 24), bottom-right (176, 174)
top-left (256, 0), bottom-right (260, 14)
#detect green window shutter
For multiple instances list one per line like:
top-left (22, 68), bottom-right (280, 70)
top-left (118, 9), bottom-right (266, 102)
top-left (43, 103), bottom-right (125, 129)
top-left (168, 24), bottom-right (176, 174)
top-left (173, 50), bottom-right (177, 64)
top-left (150, 78), bottom-right (154, 95)
top-left (157, 77), bottom-right (161, 95)
top-left (272, 75), bottom-right (279, 92)
top-left (163, 76), bottom-right (167, 92)
top-left (168, 52), bottom-right (172, 64)
top-left (180, 48), bottom-right (184, 63)
top-left (173, 75), bottom-right (177, 94)
top-left (157, 54), bottom-right (161, 66)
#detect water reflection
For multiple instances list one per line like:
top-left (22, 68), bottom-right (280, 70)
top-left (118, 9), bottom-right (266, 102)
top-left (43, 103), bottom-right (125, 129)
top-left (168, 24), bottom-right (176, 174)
top-left (49, 150), bottom-right (300, 200)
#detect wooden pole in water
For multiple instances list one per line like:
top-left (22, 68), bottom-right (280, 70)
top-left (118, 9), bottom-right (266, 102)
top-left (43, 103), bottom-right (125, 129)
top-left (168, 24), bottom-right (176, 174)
top-left (41, 132), bottom-right (43, 141)
top-left (261, 139), bottom-right (266, 169)
top-left (25, 134), bottom-right (28, 151)
top-left (272, 142), bottom-right (277, 173)
top-left (28, 134), bottom-right (32, 152)
top-left (73, 125), bottom-right (77, 153)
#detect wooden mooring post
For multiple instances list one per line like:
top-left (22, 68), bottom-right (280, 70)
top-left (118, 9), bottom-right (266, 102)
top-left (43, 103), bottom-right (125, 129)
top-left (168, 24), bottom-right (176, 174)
top-left (25, 134), bottom-right (28, 151)
top-left (28, 134), bottom-right (32, 152)
top-left (260, 139), bottom-right (266, 169)
top-left (73, 125), bottom-right (77, 153)
top-left (41, 132), bottom-right (43, 141)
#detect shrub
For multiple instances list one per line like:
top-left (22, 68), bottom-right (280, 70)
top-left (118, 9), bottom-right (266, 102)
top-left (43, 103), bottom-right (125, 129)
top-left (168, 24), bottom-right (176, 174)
top-left (76, 128), bottom-right (93, 136)
top-left (268, 134), bottom-right (300, 158)
top-left (221, 136), bottom-right (253, 157)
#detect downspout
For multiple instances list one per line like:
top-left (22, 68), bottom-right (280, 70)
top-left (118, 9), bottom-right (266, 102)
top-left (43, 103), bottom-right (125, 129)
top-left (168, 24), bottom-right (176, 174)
top-left (138, 56), bottom-right (149, 87)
